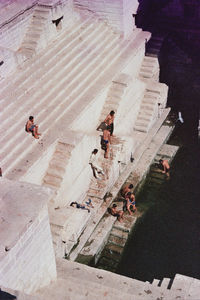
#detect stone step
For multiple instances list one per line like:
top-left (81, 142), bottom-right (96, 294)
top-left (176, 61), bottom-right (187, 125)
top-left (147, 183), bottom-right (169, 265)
top-left (110, 227), bottom-right (129, 239)
top-left (56, 259), bottom-right (160, 299)
top-left (139, 71), bottom-right (152, 78)
top-left (108, 234), bottom-right (127, 247)
top-left (2, 29), bottom-right (147, 178)
top-left (43, 174), bottom-right (63, 187)
top-left (135, 120), bottom-right (149, 128)
top-left (46, 167), bottom-right (65, 179)
top-left (152, 279), bottom-right (160, 286)
top-left (0, 31), bottom-right (120, 169)
top-left (140, 103), bottom-right (156, 111)
top-left (0, 17), bottom-right (94, 97)
top-left (54, 150), bottom-right (71, 161)
top-left (49, 159), bottom-right (67, 170)
top-left (35, 276), bottom-right (142, 300)
top-left (137, 114), bottom-right (152, 122)
top-left (104, 242), bottom-right (124, 255)
top-left (146, 53), bottom-right (158, 58)
top-left (142, 97), bottom-right (157, 105)
top-left (160, 278), bottom-right (171, 289)
top-left (143, 56), bottom-right (158, 63)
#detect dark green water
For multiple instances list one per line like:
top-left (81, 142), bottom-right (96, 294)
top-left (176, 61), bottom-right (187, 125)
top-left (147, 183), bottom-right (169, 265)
top-left (117, 125), bottom-right (200, 282)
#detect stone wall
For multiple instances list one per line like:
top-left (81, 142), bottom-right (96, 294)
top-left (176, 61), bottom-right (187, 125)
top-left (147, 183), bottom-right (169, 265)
top-left (74, 0), bottom-right (139, 38)
top-left (0, 179), bottom-right (57, 294)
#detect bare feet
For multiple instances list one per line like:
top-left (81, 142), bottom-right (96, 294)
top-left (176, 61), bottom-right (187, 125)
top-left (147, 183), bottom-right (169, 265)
top-left (34, 135), bottom-right (40, 139)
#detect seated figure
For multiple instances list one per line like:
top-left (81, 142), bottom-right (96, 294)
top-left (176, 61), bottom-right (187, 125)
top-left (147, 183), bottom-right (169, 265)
top-left (108, 203), bottom-right (124, 222)
top-left (25, 116), bottom-right (41, 139)
top-left (125, 192), bottom-right (137, 215)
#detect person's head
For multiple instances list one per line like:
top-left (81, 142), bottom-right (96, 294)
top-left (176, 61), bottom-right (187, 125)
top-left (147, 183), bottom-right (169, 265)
top-left (70, 202), bottom-right (77, 207)
top-left (110, 110), bottom-right (115, 116)
top-left (92, 149), bottom-right (98, 155)
top-left (159, 159), bottom-right (163, 164)
top-left (29, 116), bottom-right (34, 121)
top-left (112, 204), bottom-right (117, 208)
top-left (129, 184), bottom-right (134, 189)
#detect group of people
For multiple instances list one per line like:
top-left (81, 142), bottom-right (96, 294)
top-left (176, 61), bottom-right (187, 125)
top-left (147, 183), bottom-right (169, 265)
top-left (108, 183), bottom-right (137, 222)
top-left (24, 112), bottom-right (170, 224)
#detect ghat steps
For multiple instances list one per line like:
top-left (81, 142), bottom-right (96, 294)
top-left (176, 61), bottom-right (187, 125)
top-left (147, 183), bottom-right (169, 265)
top-left (147, 143), bottom-right (179, 187)
top-left (145, 35), bottom-right (165, 58)
top-left (31, 258), bottom-right (200, 300)
top-left (0, 13), bottom-right (148, 179)
top-left (2, 268), bottom-right (200, 300)
top-left (18, 5), bottom-right (51, 59)
top-left (134, 83), bottom-right (168, 133)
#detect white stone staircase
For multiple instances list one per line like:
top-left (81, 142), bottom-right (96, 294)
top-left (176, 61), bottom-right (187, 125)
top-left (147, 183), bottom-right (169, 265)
top-left (134, 89), bottom-right (160, 132)
top-left (1, 12), bottom-right (135, 178)
top-left (139, 56), bottom-right (159, 81)
top-left (18, 5), bottom-right (51, 59)
top-left (42, 141), bottom-right (74, 190)
top-left (134, 81), bottom-right (168, 133)
top-left (32, 258), bottom-right (199, 300)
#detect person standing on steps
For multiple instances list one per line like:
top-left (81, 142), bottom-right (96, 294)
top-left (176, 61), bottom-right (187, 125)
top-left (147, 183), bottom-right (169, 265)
top-left (102, 125), bottom-right (111, 159)
top-left (89, 149), bottom-right (105, 179)
top-left (159, 159), bottom-right (170, 178)
top-left (104, 110), bottom-right (115, 136)
top-left (125, 192), bottom-right (137, 215)
top-left (25, 116), bottom-right (41, 139)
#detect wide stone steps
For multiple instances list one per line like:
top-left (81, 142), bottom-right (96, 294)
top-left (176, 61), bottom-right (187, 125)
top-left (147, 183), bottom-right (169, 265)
top-left (0, 15), bottom-right (97, 93)
top-left (1, 23), bottom-right (114, 120)
top-left (35, 276), bottom-right (141, 300)
top-left (0, 19), bottom-right (106, 117)
top-left (52, 259), bottom-right (182, 300)
top-left (147, 144), bottom-right (179, 188)
top-left (0, 24), bottom-right (120, 174)
top-left (20, 8), bottom-right (50, 55)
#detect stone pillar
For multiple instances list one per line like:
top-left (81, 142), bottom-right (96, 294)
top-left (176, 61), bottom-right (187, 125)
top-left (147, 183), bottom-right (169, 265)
top-left (0, 179), bottom-right (57, 294)
top-left (73, 0), bottom-right (139, 38)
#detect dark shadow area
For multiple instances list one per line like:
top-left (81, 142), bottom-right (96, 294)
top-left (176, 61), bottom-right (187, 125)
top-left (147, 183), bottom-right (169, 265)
top-left (0, 290), bottom-right (16, 300)
top-left (117, 0), bottom-right (200, 282)
top-left (117, 138), bottom-right (200, 282)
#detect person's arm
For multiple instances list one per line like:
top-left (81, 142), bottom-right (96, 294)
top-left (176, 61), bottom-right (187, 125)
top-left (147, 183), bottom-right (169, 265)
top-left (26, 121), bottom-right (31, 132)
top-left (104, 114), bottom-right (109, 123)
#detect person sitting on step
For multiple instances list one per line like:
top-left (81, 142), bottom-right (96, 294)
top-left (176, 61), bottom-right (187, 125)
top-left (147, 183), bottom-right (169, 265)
top-left (108, 203), bottom-right (124, 222)
top-left (25, 116), bottom-right (41, 139)
top-left (125, 192), bottom-right (137, 215)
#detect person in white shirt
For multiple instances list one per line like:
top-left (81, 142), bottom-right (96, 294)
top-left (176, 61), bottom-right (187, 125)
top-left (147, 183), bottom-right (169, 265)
top-left (89, 149), bottom-right (105, 179)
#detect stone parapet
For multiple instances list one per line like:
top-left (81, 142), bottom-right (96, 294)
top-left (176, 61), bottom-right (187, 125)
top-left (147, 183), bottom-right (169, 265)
top-left (0, 179), bottom-right (56, 294)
